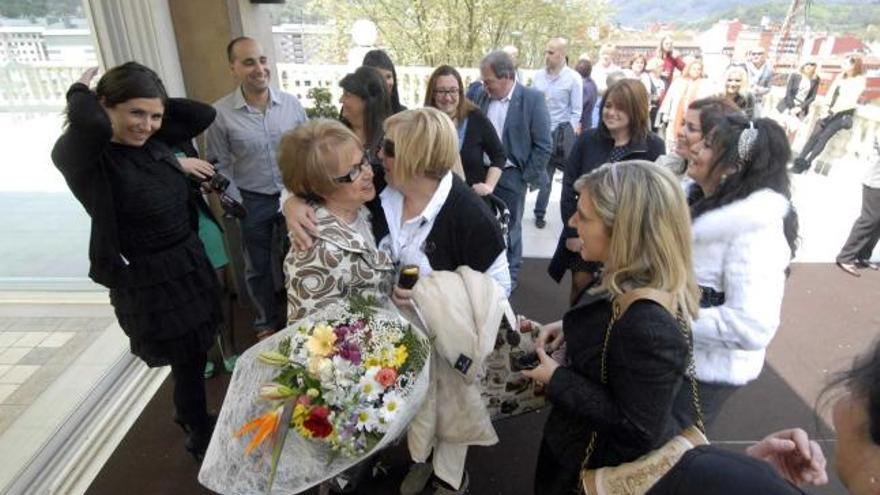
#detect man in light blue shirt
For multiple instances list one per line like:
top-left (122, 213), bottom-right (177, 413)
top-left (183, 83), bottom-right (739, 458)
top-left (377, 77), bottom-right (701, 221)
top-left (206, 37), bottom-right (307, 339)
top-left (531, 37), bottom-right (582, 229)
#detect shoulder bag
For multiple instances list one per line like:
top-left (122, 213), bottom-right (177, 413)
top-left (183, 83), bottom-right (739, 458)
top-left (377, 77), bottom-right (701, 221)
top-left (580, 288), bottom-right (709, 495)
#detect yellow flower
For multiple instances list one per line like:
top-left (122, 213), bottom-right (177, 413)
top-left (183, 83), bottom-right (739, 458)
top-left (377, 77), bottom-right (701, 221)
top-left (306, 388), bottom-right (320, 398)
top-left (306, 324), bottom-right (337, 357)
top-left (394, 345), bottom-right (408, 367)
top-left (364, 356), bottom-right (381, 368)
top-left (292, 403), bottom-right (312, 438)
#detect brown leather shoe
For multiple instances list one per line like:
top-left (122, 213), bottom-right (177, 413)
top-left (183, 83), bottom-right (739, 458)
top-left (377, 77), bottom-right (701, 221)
top-left (836, 261), bottom-right (861, 277)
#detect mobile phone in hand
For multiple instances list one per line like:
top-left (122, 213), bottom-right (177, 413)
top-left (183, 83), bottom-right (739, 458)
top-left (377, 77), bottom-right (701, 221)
top-left (398, 265), bottom-right (419, 290)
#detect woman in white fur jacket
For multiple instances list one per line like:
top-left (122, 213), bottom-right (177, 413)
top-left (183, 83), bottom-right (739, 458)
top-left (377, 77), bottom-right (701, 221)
top-left (671, 109), bottom-right (800, 429)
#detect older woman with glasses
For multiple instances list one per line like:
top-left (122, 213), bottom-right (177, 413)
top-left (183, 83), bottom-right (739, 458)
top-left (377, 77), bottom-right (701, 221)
top-left (424, 65), bottom-right (506, 196)
top-left (278, 119), bottom-right (395, 322)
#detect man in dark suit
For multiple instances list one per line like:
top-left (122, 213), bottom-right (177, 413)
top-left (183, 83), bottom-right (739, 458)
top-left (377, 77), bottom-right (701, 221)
top-left (476, 51), bottom-right (552, 288)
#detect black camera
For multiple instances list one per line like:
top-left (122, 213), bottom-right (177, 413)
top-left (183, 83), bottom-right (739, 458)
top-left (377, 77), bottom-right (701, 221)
top-left (200, 171), bottom-right (247, 219)
top-left (206, 172), bottom-right (230, 193)
top-left (510, 351), bottom-right (540, 372)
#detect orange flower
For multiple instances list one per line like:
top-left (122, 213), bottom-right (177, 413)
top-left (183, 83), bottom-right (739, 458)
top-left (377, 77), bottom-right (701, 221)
top-left (376, 367), bottom-right (398, 388)
top-left (235, 406), bottom-right (283, 455)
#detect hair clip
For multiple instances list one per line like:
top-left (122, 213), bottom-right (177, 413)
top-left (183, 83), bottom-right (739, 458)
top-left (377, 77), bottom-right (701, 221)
top-left (738, 122), bottom-right (758, 163)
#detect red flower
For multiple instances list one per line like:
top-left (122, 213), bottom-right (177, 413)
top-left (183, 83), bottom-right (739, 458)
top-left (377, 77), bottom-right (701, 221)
top-left (376, 367), bottom-right (398, 388)
top-left (303, 406), bottom-right (333, 438)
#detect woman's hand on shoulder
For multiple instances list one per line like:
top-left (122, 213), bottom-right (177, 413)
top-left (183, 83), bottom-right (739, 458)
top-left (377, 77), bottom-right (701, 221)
top-left (77, 67), bottom-right (99, 87)
top-left (282, 195), bottom-right (318, 250)
top-left (745, 428), bottom-right (828, 487)
top-left (178, 157), bottom-right (214, 181)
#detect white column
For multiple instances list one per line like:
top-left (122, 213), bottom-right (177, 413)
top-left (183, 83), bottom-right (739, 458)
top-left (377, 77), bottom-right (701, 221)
top-left (85, 0), bottom-right (186, 97)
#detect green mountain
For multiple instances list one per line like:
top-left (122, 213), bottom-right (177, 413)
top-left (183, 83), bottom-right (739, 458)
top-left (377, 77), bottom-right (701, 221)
top-left (612, 0), bottom-right (880, 36)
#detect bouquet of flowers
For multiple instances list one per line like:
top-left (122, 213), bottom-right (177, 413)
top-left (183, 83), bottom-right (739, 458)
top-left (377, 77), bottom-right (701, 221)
top-left (198, 298), bottom-right (431, 495)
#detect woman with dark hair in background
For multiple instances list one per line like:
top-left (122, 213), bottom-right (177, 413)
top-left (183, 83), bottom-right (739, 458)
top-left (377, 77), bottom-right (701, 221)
top-left (575, 58), bottom-right (598, 130)
top-left (776, 61), bottom-right (820, 143)
top-left (424, 64), bottom-right (506, 196)
top-left (51, 63), bottom-right (222, 460)
top-left (339, 66), bottom-right (392, 169)
top-left (363, 49), bottom-right (407, 114)
top-left (671, 110), bottom-right (799, 429)
top-left (793, 54), bottom-right (866, 174)
top-left (549, 79), bottom-right (665, 303)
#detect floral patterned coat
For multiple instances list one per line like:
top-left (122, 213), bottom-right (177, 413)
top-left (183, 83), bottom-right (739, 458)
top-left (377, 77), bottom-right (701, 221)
top-left (284, 205), bottom-right (394, 324)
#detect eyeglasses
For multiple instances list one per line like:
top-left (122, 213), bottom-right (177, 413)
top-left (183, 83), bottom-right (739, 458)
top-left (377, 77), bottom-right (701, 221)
top-left (377, 138), bottom-right (395, 158)
top-left (333, 156), bottom-right (369, 184)
top-left (433, 88), bottom-right (460, 98)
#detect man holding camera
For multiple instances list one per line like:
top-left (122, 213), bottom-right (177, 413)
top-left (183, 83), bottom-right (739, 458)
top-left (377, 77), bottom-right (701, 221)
top-left (206, 37), bottom-right (307, 340)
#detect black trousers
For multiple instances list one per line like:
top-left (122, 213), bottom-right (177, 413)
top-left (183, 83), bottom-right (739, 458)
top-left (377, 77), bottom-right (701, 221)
top-left (837, 184), bottom-right (880, 264)
top-left (794, 111), bottom-right (853, 172)
top-left (170, 343), bottom-right (209, 430)
top-left (671, 379), bottom-right (739, 431)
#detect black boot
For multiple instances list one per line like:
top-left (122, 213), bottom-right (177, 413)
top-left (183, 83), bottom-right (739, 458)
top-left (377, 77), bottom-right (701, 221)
top-left (182, 414), bottom-right (216, 462)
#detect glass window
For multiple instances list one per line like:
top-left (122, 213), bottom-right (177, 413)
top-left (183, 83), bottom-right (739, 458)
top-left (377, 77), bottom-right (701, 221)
top-left (0, 9), bottom-right (99, 291)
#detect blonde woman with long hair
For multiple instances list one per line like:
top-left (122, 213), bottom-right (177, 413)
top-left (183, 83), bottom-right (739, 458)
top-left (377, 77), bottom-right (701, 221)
top-left (521, 160), bottom-right (700, 495)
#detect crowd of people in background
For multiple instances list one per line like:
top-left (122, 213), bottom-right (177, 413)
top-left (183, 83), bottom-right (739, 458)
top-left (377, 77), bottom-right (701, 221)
top-left (50, 30), bottom-right (877, 495)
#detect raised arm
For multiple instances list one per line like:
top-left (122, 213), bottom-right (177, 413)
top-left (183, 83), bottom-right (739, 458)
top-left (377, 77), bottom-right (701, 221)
top-left (153, 98), bottom-right (216, 147)
top-left (51, 79), bottom-right (113, 212)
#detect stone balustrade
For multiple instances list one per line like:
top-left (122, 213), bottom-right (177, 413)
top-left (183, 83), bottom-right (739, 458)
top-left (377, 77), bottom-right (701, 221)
top-left (3, 61), bottom-right (876, 171)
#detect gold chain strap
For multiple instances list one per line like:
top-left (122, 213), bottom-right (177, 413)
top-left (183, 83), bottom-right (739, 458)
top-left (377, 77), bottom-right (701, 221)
top-left (675, 312), bottom-right (705, 433)
top-left (579, 298), bottom-right (703, 473)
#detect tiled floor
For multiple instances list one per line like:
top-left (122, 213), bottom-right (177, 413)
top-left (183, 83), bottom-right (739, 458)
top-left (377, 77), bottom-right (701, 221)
top-left (0, 316), bottom-right (113, 435)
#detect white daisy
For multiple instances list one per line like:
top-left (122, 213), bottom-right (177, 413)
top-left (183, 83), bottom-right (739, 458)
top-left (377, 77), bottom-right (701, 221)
top-left (354, 407), bottom-right (380, 433)
top-left (379, 390), bottom-right (404, 424)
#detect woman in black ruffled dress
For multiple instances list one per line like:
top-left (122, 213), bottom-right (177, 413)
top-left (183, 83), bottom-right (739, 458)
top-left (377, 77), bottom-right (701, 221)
top-left (51, 62), bottom-right (222, 460)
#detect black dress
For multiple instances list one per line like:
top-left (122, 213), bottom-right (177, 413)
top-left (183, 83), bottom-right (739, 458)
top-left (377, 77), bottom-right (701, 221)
top-left (52, 83), bottom-right (222, 367)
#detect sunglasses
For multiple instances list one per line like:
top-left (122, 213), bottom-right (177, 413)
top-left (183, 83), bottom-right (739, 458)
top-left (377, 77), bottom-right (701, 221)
top-left (377, 138), bottom-right (395, 158)
top-left (333, 156), bottom-right (369, 184)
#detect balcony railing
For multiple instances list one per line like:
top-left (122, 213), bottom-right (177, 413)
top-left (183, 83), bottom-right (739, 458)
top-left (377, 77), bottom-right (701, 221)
top-left (3, 62), bottom-right (877, 169)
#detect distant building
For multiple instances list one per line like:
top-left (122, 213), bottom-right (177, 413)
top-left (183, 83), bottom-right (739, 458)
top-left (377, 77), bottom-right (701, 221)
top-left (272, 23), bottom-right (331, 64)
top-left (0, 27), bottom-right (47, 63)
top-left (44, 29), bottom-right (96, 64)
top-left (0, 25), bottom-right (95, 64)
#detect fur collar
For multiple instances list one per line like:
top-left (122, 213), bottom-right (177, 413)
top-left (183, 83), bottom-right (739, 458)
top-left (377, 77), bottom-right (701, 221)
top-left (692, 189), bottom-right (790, 243)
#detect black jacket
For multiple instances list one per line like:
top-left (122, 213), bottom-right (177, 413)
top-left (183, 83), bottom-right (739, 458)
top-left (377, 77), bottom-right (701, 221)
top-left (370, 173), bottom-right (505, 274)
top-left (540, 293), bottom-right (688, 478)
top-left (647, 446), bottom-right (809, 495)
top-left (459, 108), bottom-right (506, 186)
top-left (776, 73), bottom-right (819, 116)
top-left (51, 83), bottom-right (215, 288)
top-left (547, 129), bottom-right (665, 281)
